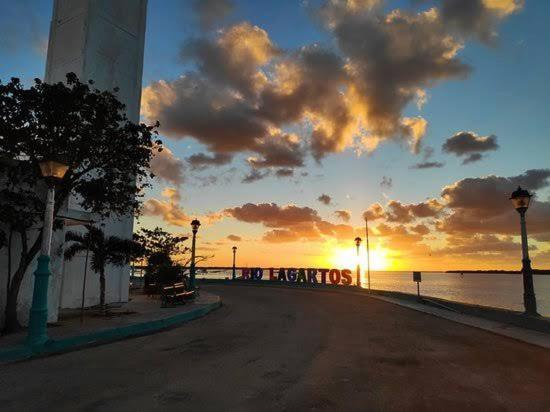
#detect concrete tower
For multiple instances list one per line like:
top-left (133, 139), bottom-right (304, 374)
top-left (45, 0), bottom-right (148, 310)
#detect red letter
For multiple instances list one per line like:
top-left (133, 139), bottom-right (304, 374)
top-left (329, 269), bottom-right (341, 285)
top-left (341, 269), bottom-right (352, 286)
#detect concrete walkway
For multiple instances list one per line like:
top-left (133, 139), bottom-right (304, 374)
top-left (0, 284), bottom-right (548, 411)
top-left (0, 291), bottom-right (221, 362)
top-left (370, 294), bottom-right (550, 349)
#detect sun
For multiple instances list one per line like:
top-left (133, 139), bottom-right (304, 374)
top-left (329, 246), bottom-right (390, 271)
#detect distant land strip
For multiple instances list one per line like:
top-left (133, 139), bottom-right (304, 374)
top-left (446, 270), bottom-right (550, 275)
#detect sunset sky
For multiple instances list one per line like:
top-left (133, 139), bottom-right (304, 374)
top-left (1, 0), bottom-right (549, 270)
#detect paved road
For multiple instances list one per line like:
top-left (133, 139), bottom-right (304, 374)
top-left (1, 285), bottom-right (549, 411)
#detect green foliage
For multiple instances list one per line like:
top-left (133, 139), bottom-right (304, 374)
top-left (133, 226), bottom-right (188, 263)
top-left (0, 73), bottom-right (161, 219)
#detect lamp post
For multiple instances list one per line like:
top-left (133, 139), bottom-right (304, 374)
top-left (364, 215), bottom-right (371, 291)
top-left (510, 186), bottom-right (539, 316)
top-left (232, 246), bottom-right (237, 280)
top-left (189, 219), bottom-right (201, 291)
top-left (27, 160), bottom-right (68, 347)
top-left (354, 237), bottom-right (362, 288)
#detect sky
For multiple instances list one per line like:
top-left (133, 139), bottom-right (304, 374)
top-left (1, 0), bottom-right (549, 271)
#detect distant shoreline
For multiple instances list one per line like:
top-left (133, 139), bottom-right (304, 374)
top-left (446, 270), bottom-right (550, 275)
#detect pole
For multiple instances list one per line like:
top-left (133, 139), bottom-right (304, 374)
top-left (27, 185), bottom-right (55, 347)
top-left (365, 217), bottom-right (371, 291)
top-left (417, 281), bottom-right (420, 300)
top-left (80, 232), bottom-right (91, 324)
top-left (356, 243), bottom-right (361, 288)
top-left (232, 249), bottom-right (236, 280)
top-left (519, 211), bottom-right (538, 316)
top-left (190, 229), bottom-right (197, 290)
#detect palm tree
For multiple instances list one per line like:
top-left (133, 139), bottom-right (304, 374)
top-left (64, 226), bottom-right (141, 312)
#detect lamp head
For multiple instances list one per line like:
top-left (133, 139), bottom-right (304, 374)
top-left (38, 159), bottom-right (69, 180)
top-left (354, 236), bottom-right (362, 246)
top-left (510, 186), bottom-right (532, 213)
top-left (191, 219), bottom-right (201, 232)
top-left (232, 246), bottom-right (237, 252)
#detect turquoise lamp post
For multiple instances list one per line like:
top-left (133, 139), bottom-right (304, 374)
top-left (27, 160), bottom-right (68, 347)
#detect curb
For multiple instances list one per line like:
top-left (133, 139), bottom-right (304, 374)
top-left (0, 296), bottom-right (222, 364)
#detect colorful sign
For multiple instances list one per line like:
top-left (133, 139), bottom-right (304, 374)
top-left (240, 268), bottom-right (354, 286)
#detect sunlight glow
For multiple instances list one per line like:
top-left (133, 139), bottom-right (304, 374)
top-left (330, 246), bottom-right (390, 271)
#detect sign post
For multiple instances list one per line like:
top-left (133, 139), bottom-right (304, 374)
top-left (413, 271), bottom-right (421, 301)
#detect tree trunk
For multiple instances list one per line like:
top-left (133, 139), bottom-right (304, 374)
top-left (99, 268), bottom-right (106, 314)
top-left (3, 231), bottom-right (41, 333)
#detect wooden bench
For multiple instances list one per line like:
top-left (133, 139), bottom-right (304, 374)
top-left (160, 281), bottom-right (195, 307)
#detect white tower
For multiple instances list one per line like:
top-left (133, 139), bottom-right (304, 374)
top-left (45, 0), bottom-right (148, 310)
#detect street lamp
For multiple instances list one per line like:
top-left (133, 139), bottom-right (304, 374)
top-left (189, 219), bottom-right (201, 291)
top-left (232, 246), bottom-right (237, 280)
top-left (510, 186), bottom-right (538, 316)
top-left (364, 215), bottom-right (371, 291)
top-left (28, 159), bottom-right (69, 347)
top-left (354, 237), bottom-right (362, 288)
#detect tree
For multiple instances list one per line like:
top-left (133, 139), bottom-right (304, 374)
top-left (133, 227), bottom-right (188, 264)
top-left (64, 226), bottom-right (141, 312)
top-left (0, 74), bottom-right (160, 331)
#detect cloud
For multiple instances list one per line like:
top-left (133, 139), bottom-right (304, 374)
top-left (149, 147), bottom-right (184, 186)
top-left (380, 176), bottom-right (393, 190)
top-left (192, 0), bottom-right (234, 30)
top-left (334, 210), bottom-right (351, 222)
top-left (317, 194), bottom-right (332, 205)
top-left (242, 168), bottom-right (270, 183)
top-left (142, 188), bottom-right (190, 226)
top-left (438, 169), bottom-right (550, 235)
top-left (442, 131), bottom-right (499, 159)
top-left (247, 131), bottom-right (306, 169)
top-left (410, 161), bottom-right (445, 169)
top-left (275, 168), bottom-right (294, 178)
top-left (385, 199), bottom-right (442, 223)
top-left (187, 152), bottom-right (233, 170)
top-left (142, 1), bottom-right (521, 180)
top-left (438, 0), bottom-right (524, 44)
top-left (462, 153), bottom-right (484, 164)
top-left (363, 203), bottom-right (386, 221)
top-left (227, 234), bottom-right (241, 242)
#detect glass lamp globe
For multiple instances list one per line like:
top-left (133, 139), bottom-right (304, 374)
top-left (510, 186), bottom-right (532, 212)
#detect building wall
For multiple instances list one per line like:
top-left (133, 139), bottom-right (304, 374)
top-left (0, 0), bottom-right (147, 328)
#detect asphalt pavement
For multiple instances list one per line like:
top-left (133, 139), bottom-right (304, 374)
top-left (1, 284), bottom-right (549, 411)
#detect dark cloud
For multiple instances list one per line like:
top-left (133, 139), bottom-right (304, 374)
top-left (410, 161), bottom-right (445, 169)
top-left (443, 131), bottom-right (499, 156)
top-left (380, 176), bottom-right (393, 190)
top-left (242, 168), bottom-right (270, 183)
top-left (275, 168), bottom-right (294, 178)
top-left (187, 152), bottom-right (233, 170)
top-left (438, 0), bottom-right (524, 44)
top-left (247, 132), bottom-right (306, 169)
top-left (149, 147), bottom-right (185, 186)
top-left (334, 210), bottom-right (351, 222)
top-left (227, 234), bottom-right (241, 242)
top-left (192, 0), bottom-right (234, 30)
top-left (317, 194), bottom-right (332, 205)
top-left (462, 153), bottom-right (484, 164)
top-left (438, 169), bottom-right (550, 236)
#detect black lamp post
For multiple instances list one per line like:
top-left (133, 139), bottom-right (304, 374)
top-left (232, 246), bottom-right (237, 280)
top-left (510, 186), bottom-right (538, 316)
top-left (28, 159), bottom-right (69, 347)
top-left (354, 237), bottom-right (362, 288)
top-left (189, 219), bottom-right (201, 290)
